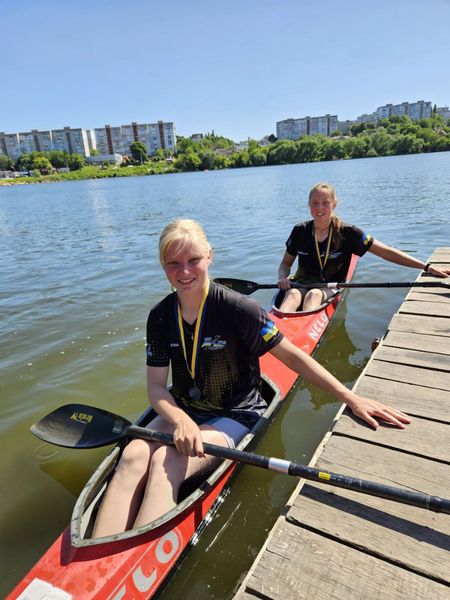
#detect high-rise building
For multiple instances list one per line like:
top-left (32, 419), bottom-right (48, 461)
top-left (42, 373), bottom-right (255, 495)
top-left (0, 120), bottom-right (176, 160)
top-left (376, 101), bottom-right (432, 121)
top-left (94, 121), bottom-right (176, 156)
top-left (276, 114), bottom-right (338, 140)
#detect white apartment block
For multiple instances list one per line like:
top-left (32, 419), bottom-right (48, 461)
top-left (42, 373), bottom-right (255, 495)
top-left (277, 114), bottom-right (338, 140)
top-left (376, 100), bottom-right (432, 121)
top-left (437, 106), bottom-right (450, 120)
top-left (356, 112), bottom-right (377, 124)
top-left (94, 121), bottom-right (176, 156)
top-left (0, 121), bottom-right (175, 161)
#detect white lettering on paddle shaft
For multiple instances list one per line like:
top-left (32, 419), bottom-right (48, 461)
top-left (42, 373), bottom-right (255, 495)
top-left (308, 313), bottom-right (329, 341)
top-left (111, 528), bottom-right (182, 599)
top-left (15, 578), bottom-right (72, 599)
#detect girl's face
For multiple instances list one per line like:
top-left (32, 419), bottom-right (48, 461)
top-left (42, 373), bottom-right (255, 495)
top-left (163, 240), bottom-right (211, 294)
top-left (309, 189), bottom-right (336, 226)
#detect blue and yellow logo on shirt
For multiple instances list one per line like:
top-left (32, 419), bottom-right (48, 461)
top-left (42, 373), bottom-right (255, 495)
top-left (362, 233), bottom-right (373, 246)
top-left (260, 320), bottom-right (279, 342)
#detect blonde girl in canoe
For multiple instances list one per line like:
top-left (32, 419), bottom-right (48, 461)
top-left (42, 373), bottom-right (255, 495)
top-left (277, 182), bottom-right (450, 312)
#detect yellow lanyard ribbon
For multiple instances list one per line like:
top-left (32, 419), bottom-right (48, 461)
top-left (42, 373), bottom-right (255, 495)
top-left (176, 280), bottom-right (209, 380)
top-left (314, 223), bottom-right (333, 274)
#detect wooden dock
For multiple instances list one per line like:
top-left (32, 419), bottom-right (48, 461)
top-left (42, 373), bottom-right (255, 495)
top-left (235, 248), bottom-right (450, 600)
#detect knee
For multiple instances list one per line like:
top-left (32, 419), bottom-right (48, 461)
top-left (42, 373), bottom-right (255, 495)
top-left (286, 288), bottom-right (302, 303)
top-left (118, 439), bottom-right (152, 476)
top-left (304, 289), bottom-right (323, 304)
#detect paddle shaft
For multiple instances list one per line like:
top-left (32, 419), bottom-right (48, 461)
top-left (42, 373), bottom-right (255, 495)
top-left (129, 426), bottom-right (450, 514)
top-left (213, 277), bottom-right (450, 295)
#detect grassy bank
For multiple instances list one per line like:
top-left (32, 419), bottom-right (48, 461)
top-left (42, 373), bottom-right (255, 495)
top-left (0, 162), bottom-right (176, 186)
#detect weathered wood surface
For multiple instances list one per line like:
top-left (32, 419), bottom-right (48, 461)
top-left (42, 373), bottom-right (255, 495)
top-left (383, 329), bottom-right (450, 355)
top-left (287, 437), bottom-right (450, 583)
top-left (236, 523), bottom-right (450, 600)
top-left (235, 250), bottom-right (450, 600)
top-left (371, 345), bottom-right (450, 372)
top-left (389, 313), bottom-right (450, 336)
top-left (354, 376), bottom-right (450, 422)
top-left (366, 359), bottom-right (450, 390)
top-left (399, 300), bottom-right (450, 318)
top-left (333, 411), bottom-right (450, 462)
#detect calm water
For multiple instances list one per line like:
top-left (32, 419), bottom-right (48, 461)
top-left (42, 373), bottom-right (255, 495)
top-left (1, 153), bottom-right (450, 598)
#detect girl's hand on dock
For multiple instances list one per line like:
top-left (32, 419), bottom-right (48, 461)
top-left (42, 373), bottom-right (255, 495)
top-left (345, 394), bottom-right (411, 429)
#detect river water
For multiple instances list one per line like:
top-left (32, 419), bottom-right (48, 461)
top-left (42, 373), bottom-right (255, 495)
top-left (1, 152), bottom-right (449, 598)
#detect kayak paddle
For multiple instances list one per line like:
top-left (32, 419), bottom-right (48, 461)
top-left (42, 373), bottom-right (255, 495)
top-left (214, 277), bottom-right (450, 295)
top-left (31, 403), bottom-right (450, 514)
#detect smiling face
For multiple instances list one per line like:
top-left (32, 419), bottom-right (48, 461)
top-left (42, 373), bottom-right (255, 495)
top-left (309, 187), bottom-right (337, 229)
top-left (163, 240), bottom-right (211, 295)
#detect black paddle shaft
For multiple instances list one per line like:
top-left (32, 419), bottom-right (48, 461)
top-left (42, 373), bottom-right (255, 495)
top-left (30, 404), bottom-right (450, 514)
top-left (213, 277), bottom-right (450, 295)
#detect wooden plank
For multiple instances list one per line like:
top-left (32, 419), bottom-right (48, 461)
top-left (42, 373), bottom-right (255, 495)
top-left (382, 330), bottom-right (450, 355)
top-left (333, 410), bottom-right (450, 462)
top-left (372, 346), bottom-right (450, 372)
top-left (367, 359), bottom-right (450, 391)
top-left (429, 249), bottom-right (450, 263)
top-left (288, 438), bottom-right (450, 582)
top-left (353, 375), bottom-right (450, 422)
top-left (235, 523), bottom-right (450, 600)
top-left (399, 300), bottom-right (450, 318)
top-left (408, 290), bottom-right (450, 302)
top-left (389, 314), bottom-right (450, 336)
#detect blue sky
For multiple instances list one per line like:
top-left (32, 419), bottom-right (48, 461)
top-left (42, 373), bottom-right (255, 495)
top-left (3, 0), bottom-right (450, 141)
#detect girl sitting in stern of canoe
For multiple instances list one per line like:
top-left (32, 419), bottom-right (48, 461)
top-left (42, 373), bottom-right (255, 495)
top-left (277, 182), bottom-right (450, 312)
top-left (93, 218), bottom-right (410, 537)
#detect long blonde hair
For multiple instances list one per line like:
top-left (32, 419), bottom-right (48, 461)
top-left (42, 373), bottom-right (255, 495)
top-left (309, 182), bottom-right (343, 248)
top-left (159, 219), bottom-right (212, 265)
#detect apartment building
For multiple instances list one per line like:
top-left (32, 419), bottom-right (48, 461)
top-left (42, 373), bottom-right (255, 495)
top-left (0, 127), bottom-right (91, 159)
top-left (437, 106), bottom-right (450, 120)
top-left (276, 114), bottom-right (338, 140)
top-left (94, 121), bottom-right (176, 156)
top-left (0, 120), bottom-right (176, 161)
top-left (376, 100), bottom-right (432, 121)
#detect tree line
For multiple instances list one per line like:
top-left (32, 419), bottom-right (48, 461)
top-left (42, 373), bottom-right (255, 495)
top-left (2, 115), bottom-right (449, 178)
top-left (173, 115), bottom-right (450, 172)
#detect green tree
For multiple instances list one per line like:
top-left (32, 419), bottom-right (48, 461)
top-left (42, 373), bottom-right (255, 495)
top-left (199, 151), bottom-right (216, 170)
top-left (0, 154), bottom-right (13, 170)
top-left (295, 136), bottom-right (325, 163)
top-left (152, 148), bottom-right (165, 161)
top-left (175, 150), bottom-right (201, 172)
top-left (371, 130), bottom-right (392, 156)
top-left (67, 153), bottom-right (86, 171)
top-left (31, 155), bottom-right (53, 174)
top-left (267, 140), bottom-right (296, 164)
top-left (47, 150), bottom-right (69, 168)
top-left (130, 141), bottom-right (148, 164)
top-left (391, 134), bottom-right (423, 155)
top-left (249, 148), bottom-right (267, 166)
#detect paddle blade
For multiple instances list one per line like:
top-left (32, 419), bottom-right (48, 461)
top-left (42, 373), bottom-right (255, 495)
top-left (30, 403), bottom-right (131, 449)
top-left (213, 278), bottom-right (260, 294)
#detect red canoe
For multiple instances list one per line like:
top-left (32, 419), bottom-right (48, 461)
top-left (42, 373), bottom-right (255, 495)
top-left (8, 256), bottom-right (357, 600)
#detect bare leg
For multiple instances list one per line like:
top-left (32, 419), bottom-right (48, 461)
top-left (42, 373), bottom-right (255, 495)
top-left (92, 414), bottom-right (170, 538)
top-left (133, 426), bottom-right (229, 527)
top-left (92, 438), bottom-right (152, 537)
top-left (302, 288), bottom-right (324, 311)
top-left (279, 288), bottom-right (303, 312)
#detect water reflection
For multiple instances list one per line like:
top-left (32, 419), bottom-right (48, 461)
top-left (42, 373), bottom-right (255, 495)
top-left (87, 188), bottom-right (117, 252)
